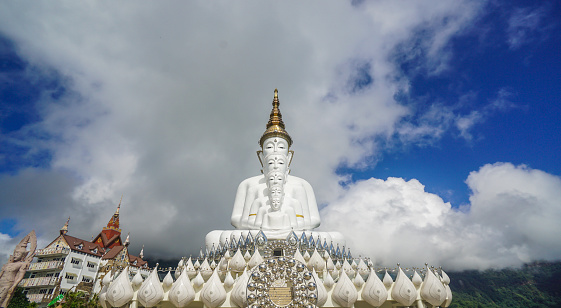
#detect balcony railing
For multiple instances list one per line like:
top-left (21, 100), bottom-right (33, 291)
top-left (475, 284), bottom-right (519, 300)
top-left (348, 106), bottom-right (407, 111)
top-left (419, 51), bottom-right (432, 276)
top-left (26, 293), bottom-right (44, 303)
top-left (28, 260), bottom-right (64, 271)
top-left (34, 247), bottom-right (70, 257)
top-left (19, 276), bottom-right (59, 287)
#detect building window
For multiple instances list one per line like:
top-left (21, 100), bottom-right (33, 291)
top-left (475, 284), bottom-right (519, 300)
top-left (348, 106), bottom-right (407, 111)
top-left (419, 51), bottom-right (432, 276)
top-left (39, 289), bottom-right (48, 294)
top-left (76, 244), bottom-right (83, 250)
top-left (71, 258), bottom-right (80, 265)
top-left (65, 273), bottom-right (75, 280)
top-left (81, 276), bottom-right (92, 283)
top-left (92, 248), bottom-right (98, 254)
top-left (87, 262), bottom-right (95, 268)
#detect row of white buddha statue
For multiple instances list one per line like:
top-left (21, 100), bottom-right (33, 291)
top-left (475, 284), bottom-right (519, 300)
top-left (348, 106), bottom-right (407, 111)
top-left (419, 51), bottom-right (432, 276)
top-left (206, 89), bottom-right (344, 249)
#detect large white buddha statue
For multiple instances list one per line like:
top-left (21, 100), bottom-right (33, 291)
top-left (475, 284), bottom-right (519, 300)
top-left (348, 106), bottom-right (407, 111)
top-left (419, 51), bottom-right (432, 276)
top-left (205, 89), bottom-right (344, 249)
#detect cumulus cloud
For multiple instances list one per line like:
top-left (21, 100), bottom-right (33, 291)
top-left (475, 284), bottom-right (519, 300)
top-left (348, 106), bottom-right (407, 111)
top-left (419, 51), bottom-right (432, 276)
top-left (322, 163), bottom-right (561, 270)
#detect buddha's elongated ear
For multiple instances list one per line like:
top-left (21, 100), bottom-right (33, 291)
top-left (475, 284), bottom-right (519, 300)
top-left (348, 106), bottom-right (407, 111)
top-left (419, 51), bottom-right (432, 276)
top-left (257, 150), bottom-right (264, 173)
top-left (287, 150), bottom-right (294, 167)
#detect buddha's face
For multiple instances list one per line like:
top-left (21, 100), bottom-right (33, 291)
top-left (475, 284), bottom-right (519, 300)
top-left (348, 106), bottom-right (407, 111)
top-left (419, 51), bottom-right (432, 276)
top-left (264, 154), bottom-right (288, 175)
top-left (267, 171), bottom-right (285, 187)
top-left (262, 137), bottom-right (289, 157)
top-left (269, 186), bottom-right (283, 211)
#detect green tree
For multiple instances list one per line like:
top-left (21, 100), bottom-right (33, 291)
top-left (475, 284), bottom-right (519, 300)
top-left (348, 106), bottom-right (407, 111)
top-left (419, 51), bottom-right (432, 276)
top-left (6, 287), bottom-right (33, 308)
top-left (58, 291), bottom-right (100, 308)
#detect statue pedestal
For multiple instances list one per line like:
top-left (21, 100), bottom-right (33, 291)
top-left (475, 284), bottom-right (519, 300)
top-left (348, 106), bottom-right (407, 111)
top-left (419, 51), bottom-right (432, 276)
top-left (205, 229), bottom-right (345, 250)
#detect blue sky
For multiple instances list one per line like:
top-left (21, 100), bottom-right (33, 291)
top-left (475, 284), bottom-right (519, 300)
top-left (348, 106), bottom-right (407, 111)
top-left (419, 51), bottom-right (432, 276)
top-left (0, 1), bottom-right (560, 269)
top-left (349, 1), bottom-right (561, 206)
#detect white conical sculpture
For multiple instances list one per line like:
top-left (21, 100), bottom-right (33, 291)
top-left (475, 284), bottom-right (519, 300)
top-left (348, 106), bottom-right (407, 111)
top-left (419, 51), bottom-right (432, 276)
top-left (412, 270), bottom-right (422, 287)
top-left (185, 257), bottom-right (197, 279)
top-left (200, 269), bottom-right (227, 308)
top-left (356, 259), bottom-right (369, 280)
top-left (391, 267), bottom-right (416, 307)
top-left (361, 269), bottom-right (388, 307)
top-left (312, 269), bottom-right (328, 306)
top-left (192, 272), bottom-right (205, 290)
top-left (420, 266), bottom-right (446, 307)
top-left (441, 269), bottom-right (453, 307)
top-left (303, 250), bottom-right (311, 261)
top-left (331, 267), bottom-right (340, 280)
top-left (444, 284), bottom-right (453, 307)
top-left (441, 269), bottom-right (451, 285)
top-left (331, 270), bottom-right (358, 307)
top-left (353, 271), bottom-right (365, 288)
top-left (326, 256), bottom-right (335, 272)
top-left (335, 260), bottom-right (342, 270)
top-left (230, 249), bottom-right (246, 272)
top-left (98, 285), bottom-right (108, 308)
top-left (247, 249), bottom-right (264, 270)
top-left (308, 249), bottom-right (325, 272)
top-left (244, 250), bottom-right (252, 261)
top-left (175, 259), bottom-right (185, 279)
top-left (99, 272), bottom-right (112, 308)
top-left (199, 258), bottom-right (213, 281)
top-left (219, 256), bottom-right (229, 272)
top-left (224, 271), bottom-right (235, 291)
top-left (131, 271), bottom-right (144, 291)
top-left (230, 268), bottom-right (250, 308)
top-left (293, 248), bottom-right (306, 265)
top-left (163, 271), bottom-right (174, 292)
top-left (324, 270), bottom-right (335, 290)
top-left (106, 267), bottom-right (134, 307)
top-left (169, 268), bottom-right (196, 308)
top-left (382, 270), bottom-right (393, 288)
top-left (342, 260), bottom-right (355, 278)
top-left (138, 266), bottom-right (165, 307)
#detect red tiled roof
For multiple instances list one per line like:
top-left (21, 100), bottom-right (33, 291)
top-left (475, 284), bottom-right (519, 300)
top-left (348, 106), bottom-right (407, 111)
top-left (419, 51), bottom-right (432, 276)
top-left (101, 245), bottom-right (125, 260)
top-left (129, 254), bottom-right (148, 268)
top-left (62, 235), bottom-right (105, 257)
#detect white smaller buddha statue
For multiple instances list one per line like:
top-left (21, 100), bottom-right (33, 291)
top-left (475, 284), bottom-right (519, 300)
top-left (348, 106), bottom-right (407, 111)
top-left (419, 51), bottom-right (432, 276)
top-left (250, 170), bottom-right (304, 230)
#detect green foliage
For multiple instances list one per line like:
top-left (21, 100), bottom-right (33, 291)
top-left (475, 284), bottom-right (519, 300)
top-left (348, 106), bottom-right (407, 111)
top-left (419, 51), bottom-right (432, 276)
top-left (448, 261), bottom-right (561, 307)
top-left (59, 291), bottom-right (100, 308)
top-left (6, 287), bottom-right (32, 308)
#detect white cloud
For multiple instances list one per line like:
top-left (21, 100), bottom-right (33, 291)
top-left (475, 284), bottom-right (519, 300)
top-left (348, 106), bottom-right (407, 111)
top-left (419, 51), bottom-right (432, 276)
top-left (0, 233), bottom-right (15, 268)
top-left (321, 163), bottom-right (561, 270)
top-left (507, 5), bottom-right (549, 50)
top-left (0, 0), bottom-right (511, 264)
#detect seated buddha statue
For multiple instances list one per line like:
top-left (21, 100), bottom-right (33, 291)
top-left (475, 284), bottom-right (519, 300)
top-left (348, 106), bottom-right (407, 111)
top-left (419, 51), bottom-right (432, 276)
top-left (205, 89), bottom-right (344, 249)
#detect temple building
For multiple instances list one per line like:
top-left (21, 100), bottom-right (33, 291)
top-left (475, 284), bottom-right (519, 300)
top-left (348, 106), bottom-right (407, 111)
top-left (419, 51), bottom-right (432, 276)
top-left (19, 202), bottom-right (150, 306)
top-left (96, 90), bottom-right (453, 308)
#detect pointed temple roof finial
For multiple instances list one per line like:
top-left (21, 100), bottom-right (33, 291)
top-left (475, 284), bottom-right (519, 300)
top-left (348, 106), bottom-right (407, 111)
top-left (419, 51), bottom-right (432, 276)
top-left (60, 216), bottom-right (70, 235)
top-left (124, 232), bottom-right (130, 247)
top-left (116, 195), bottom-right (122, 215)
top-left (139, 245), bottom-right (144, 259)
top-left (259, 88), bottom-right (293, 147)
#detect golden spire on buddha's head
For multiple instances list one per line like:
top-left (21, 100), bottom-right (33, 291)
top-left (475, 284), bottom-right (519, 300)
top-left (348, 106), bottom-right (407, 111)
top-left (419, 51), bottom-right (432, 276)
top-left (259, 89), bottom-right (293, 147)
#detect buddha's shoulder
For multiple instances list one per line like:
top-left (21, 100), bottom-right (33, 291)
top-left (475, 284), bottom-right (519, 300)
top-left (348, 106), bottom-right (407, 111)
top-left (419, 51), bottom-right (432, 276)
top-left (286, 175), bottom-right (312, 186)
